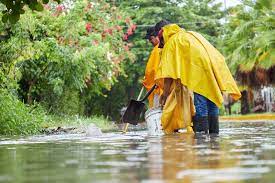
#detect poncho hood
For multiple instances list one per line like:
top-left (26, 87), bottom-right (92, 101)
top-left (162, 24), bottom-right (182, 44)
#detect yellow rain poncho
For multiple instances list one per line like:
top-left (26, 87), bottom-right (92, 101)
top-left (160, 79), bottom-right (195, 134)
top-left (156, 24), bottom-right (241, 107)
top-left (142, 44), bottom-right (162, 108)
top-left (156, 24), bottom-right (241, 133)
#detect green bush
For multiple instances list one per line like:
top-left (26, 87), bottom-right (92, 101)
top-left (0, 90), bottom-right (44, 135)
top-left (41, 88), bottom-right (83, 116)
top-left (231, 102), bottom-right (241, 115)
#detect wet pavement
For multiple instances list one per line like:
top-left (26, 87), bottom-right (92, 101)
top-left (0, 121), bottom-right (275, 183)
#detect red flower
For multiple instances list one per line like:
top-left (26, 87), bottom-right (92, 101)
top-left (107, 28), bottom-right (113, 35)
top-left (43, 4), bottom-right (51, 10)
top-left (117, 15), bottom-right (122, 20)
top-left (127, 28), bottom-right (133, 36)
top-left (102, 29), bottom-right (113, 36)
top-left (123, 45), bottom-right (129, 51)
top-left (131, 24), bottom-right (137, 31)
top-left (86, 23), bottom-right (92, 32)
top-left (115, 25), bottom-right (122, 31)
top-left (56, 5), bottom-right (64, 12)
top-left (122, 34), bottom-right (128, 41)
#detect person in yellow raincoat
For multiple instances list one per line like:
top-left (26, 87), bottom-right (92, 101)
top-left (142, 27), bottom-right (162, 108)
top-left (154, 20), bottom-right (241, 134)
top-left (146, 21), bottom-right (195, 134)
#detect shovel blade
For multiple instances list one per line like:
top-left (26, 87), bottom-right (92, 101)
top-left (122, 99), bottom-right (145, 125)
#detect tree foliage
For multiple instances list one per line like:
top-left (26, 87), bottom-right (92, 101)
top-left (0, 0), bottom-right (134, 116)
top-left (0, 0), bottom-right (60, 23)
top-left (222, 0), bottom-right (275, 73)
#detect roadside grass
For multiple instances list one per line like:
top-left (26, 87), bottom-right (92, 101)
top-left (0, 89), bottom-right (118, 135)
top-left (220, 113), bottom-right (275, 121)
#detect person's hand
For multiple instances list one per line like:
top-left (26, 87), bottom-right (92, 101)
top-left (159, 94), bottom-right (168, 108)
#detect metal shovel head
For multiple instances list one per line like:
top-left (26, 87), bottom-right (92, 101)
top-left (122, 99), bottom-right (145, 125)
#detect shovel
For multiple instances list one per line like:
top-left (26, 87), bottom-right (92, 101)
top-left (122, 84), bottom-right (157, 133)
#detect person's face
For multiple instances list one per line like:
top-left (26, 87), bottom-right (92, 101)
top-left (157, 29), bottom-right (164, 48)
top-left (149, 36), bottom-right (159, 46)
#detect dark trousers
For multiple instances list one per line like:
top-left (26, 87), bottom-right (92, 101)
top-left (194, 93), bottom-right (219, 117)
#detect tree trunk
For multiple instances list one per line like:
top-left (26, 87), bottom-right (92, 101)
top-left (228, 103), bottom-right (232, 115)
top-left (241, 90), bottom-right (249, 114)
top-left (27, 80), bottom-right (34, 104)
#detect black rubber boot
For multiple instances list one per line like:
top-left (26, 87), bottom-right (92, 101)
top-left (191, 116), bottom-right (196, 132)
top-left (208, 116), bottom-right (219, 134)
top-left (193, 116), bottom-right (208, 134)
top-left (193, 116), bottom-right (201, 132)
top-left (201, 116), bottom-right (209, 134)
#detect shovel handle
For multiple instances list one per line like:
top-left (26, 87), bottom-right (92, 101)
top-left (141, 84), bottom-right (157, 102)
top-left (137, 87), bottom-right (144, 100)
top-left (122, 123), bottom-right (129, 134)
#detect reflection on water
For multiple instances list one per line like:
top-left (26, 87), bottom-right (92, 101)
top-left (0, 122), bottom-right (275, 183)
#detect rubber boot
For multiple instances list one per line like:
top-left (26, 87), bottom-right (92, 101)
top-left (191, 116), bottom-right (195, 132)
top-left (208, 116), bottom-right (219, 134)
top-left (193, 116), bottom-right (201, 132)
top-left (193, 116), bottom-right (208, 134)
top-left (201, 116), bottom-right (209, 134)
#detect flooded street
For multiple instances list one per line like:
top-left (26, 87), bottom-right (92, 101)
top-left (0, 122), bottom-right (275, 183)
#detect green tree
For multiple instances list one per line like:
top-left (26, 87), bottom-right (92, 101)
top-left (0, 0), bottom-right (134, 115)
top-left (223, 0), bottom-right (275, 73)
top-left (222, 0), bottom-right (274, 113)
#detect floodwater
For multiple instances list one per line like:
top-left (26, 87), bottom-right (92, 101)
top-left (0, 122), bottom-right (275, 183)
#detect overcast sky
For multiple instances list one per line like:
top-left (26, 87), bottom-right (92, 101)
top-left (216, 0), bottom-right (241, 8)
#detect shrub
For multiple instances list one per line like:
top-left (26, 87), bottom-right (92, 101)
top-left (0, 90), bottom-right (44, 135)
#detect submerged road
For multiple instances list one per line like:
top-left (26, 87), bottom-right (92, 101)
top-left (0, 121), bottom-right (275, 183)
